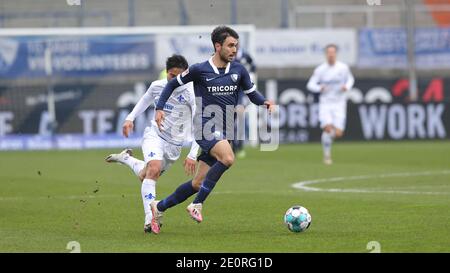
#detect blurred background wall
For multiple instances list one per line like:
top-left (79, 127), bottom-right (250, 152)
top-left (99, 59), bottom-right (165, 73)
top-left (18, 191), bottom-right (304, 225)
top-left (1, 0), bottom-right (449, 148)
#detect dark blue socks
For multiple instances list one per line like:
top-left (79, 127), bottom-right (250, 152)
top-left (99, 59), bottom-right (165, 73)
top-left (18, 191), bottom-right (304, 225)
top-left (193, 161), bottom-right (229, 204)
top-left (156, 161), bottom-right (230, 211)
top-left (157, 180), bottom-right (197, 212)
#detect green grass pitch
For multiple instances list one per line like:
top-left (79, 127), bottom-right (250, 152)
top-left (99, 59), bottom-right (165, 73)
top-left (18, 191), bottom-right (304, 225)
top-left (1, 141), bottom-right (449, 252)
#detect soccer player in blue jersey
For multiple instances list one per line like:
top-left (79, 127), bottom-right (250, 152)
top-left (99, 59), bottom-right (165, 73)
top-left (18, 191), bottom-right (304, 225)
top-left (150, 26), bottom-right (275, 229)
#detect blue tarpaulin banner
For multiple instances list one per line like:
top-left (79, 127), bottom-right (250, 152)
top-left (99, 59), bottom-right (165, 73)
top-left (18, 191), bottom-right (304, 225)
top-left (358, 27), bottom-right (450, 69)
top-left (0, 34), bottom-right (155, 78)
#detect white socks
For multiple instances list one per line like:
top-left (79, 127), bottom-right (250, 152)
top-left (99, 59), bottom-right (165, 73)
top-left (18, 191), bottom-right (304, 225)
top-left (121, 155), bottom-right (145, 177)
top-left (141, 179), bottom-right (156, 223)
top-left (321, 130), bottom-right (335, 158)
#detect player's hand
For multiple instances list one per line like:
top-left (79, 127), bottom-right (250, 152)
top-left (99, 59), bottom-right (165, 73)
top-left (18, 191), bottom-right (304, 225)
top-left (155, 110), bottom-right (165, 131)
top-left (122, 120), bottom-right (134, 138)
top-left (183, 158), bottom-right (197, 176)
top-left (236, 105), bottom-right (246, 114)
top-left (341, 85), bottom-right (348, 92)
top-left (320, 85), bottom-right (327, 92)
top-left (264, 100), bottom-right (276, 114)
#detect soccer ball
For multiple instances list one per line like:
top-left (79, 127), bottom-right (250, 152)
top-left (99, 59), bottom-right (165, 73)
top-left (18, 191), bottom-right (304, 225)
top-left (284, 206), bottom-right (312, 233)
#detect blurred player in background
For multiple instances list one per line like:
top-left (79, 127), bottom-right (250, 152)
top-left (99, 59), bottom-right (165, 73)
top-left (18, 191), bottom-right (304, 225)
top-left (105, 55), bottom-right (199, 234)
top-left (153, 26), bottom-right (274, 227)
top-left (232, 47), bottom-right (257, 158)
top-left (307, 44), bottom-right (354, 165)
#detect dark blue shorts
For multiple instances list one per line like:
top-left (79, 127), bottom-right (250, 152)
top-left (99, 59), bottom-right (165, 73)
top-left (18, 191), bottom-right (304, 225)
top-left (196, 138), bottom-right (221, 154)
top-left (197, 150), bottom-right (217, 167)
top-left (195, 138), bottom-right (220, 167)
top-left (195, 139), bottom-right (232, 167)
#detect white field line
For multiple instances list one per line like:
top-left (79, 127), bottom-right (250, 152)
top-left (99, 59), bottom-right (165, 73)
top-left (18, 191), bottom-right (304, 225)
top-left (2, 170), bottom-right (449, 201)
top-left (291, 170), bottom-right (450, 195)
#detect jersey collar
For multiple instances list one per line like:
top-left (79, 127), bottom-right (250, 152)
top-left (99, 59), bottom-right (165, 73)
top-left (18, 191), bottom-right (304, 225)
top-left (208, 57), bottom-right (231, 74)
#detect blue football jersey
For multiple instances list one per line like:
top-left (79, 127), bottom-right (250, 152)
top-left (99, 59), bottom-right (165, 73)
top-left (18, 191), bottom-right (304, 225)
top-left (156, 57), bottom-right (266, 143)
top-left (176, 57), bottom-right (255, 138)
top-left (176, 57), bottom-right (255, 109)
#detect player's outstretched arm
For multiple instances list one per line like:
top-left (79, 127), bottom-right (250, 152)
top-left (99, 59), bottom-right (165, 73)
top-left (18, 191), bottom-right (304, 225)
top-left (154, 78), bottom-right (180, 130)
top-left (343, 66), bottom-right (355, 91)
top-left (307, 67), bottom-right (323, 93)
top-left (183, 88), bottom-right (199, 176)
top-left (184, 140), bottom-right (199, 176)
top-left (263, 100), bottom-right (276, 113)
top-left (246, 90), bottom-right (275, 113)
top-left (123, 86), bottom-right (155, 137)
top-left (122, 120), bottom-right (134, 138)
top-left (155, 78), bottom-right (180, 110)
top-left (240, 64), bottom-right (274, 112)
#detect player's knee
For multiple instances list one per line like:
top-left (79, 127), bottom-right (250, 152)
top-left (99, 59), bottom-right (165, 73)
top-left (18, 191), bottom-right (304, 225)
top-left (145, 164), bottom-right (160, 180)
top-left (220, 154), bottom-right (235, 167)
top-left (324, 126), bottom-right (332, 133)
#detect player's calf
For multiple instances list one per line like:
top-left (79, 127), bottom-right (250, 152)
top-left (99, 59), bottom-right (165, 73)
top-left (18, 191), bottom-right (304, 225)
top-left (192, 173), bottom-right (205, 191)
top-left (321, 127), bottom-right (335, 165)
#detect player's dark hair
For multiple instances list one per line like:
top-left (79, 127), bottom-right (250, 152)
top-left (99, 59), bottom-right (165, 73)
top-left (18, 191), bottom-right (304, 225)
top-left (325, 44), bottom-right (339, 52)
top-left (211, 26), bottom-right (239, 50)
top-left (166, 54), bottom-right (189, 71)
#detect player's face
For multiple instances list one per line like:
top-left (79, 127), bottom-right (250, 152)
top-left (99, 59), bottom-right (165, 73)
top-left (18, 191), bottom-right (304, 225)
top-left (166, 67), bottom-right (184, 81)
top-left (326, 47), bottom-right (337, 65)
top-left (218, 36), bottom-right (238, 63)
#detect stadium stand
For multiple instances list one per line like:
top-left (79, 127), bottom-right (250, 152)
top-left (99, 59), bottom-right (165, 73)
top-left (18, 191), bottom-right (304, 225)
top-left (0, 0), bottom-right (441, 28)
top-left (0, 0), bottom-right (448, 81)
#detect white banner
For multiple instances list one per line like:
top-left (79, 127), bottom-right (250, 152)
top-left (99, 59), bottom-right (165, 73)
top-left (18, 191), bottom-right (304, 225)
top-left (155, 32), bottom-right (213, 69)
top-left (154, 27), bottom-right (253, 69)
top-left (254, 29), bottom-right (357, 67)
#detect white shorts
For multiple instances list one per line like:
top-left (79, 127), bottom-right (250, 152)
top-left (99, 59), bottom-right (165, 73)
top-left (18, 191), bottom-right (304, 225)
top-left (319, 103), bottom-right (347, 131)
top-left (141, 126), bottom-right (182, 173)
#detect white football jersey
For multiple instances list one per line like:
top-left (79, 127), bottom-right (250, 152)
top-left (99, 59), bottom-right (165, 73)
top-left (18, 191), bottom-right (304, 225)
top-left (126, 79), bottom-right (197, 149)
top-left (307, 61), bottom-right (354, 105)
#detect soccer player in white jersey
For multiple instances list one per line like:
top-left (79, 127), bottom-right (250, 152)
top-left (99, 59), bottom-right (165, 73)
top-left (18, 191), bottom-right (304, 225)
top-left (105, 55), bottom-right (199, 234)
top-left (307, 44), bottom-right (355, 165)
